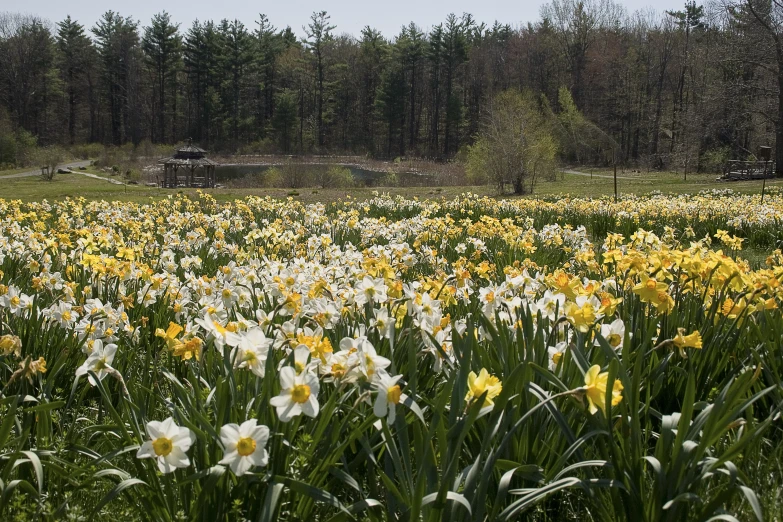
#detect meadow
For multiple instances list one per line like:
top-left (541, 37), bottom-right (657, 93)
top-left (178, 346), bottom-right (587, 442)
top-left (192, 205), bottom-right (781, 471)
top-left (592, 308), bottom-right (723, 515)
top-left (0, 190), bottom-right (782, 521)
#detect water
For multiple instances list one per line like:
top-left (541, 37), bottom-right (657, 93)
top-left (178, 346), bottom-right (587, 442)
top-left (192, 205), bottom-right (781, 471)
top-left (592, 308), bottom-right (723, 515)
top-left (214, 164), bottom-right (434, 187)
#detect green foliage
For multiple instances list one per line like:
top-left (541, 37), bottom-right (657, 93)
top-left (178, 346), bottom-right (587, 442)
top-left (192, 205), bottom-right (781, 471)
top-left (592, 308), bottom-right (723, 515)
top-left (467, 90), bottom-right (558, 194)
top-left (318, 165), bottom-right (354, 188)
top-left (700, 147), bottom-right (732, 173)
top-left (261, 167), bottom-right (284, 188)
top-left (35, 146), bottom-right (66, 180)
top-left (555, 87), bottom-right (617, 165)
top-left (0, 194), bottom-right (781, 520)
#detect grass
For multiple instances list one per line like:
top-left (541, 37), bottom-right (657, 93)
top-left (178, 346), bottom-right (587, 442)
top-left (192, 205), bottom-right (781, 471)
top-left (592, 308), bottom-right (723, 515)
top-left (533, 169), bottom-right (783, 197)
top-left (0, 166), bottom-right (36, 177)
top-left (0, 167), bottom-right (780, 205)
top-left (0, 173), bottom-right (494, 204)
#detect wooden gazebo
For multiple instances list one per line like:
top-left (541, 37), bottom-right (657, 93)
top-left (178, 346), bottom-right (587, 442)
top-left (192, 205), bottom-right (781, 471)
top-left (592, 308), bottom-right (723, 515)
top-left (159, 140), bottom-right (219, 188)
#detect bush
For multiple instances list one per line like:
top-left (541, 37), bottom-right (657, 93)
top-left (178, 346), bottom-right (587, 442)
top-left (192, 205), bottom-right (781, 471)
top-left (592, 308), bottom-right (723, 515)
top-left (239, 139), bottom-right (276, 155)
top-left (700, 146), bottom-right (732, 173)
top-left (282, 163), bottom-right (312, 189)
top-left (70, 143), bottom-right (104, 160)
top-left (36, 146), bottom-right (66, 181)
top-left (261, 167), bottom-right (284, 188)
top-left (316, 166), bottom-right (354, 188)
top-left (13, 130), bottom-right (38, 167)
top-left (381, 171), bottom-right (399, 187)
top-left (467, 90), bottom-right (558, 194)
top-left (0, 133), bottom-right (17, 166)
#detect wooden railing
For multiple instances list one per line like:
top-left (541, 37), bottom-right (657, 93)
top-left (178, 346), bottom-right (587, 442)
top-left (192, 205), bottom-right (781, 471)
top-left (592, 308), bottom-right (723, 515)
top-left (722, 160), bottom-right (776, 180)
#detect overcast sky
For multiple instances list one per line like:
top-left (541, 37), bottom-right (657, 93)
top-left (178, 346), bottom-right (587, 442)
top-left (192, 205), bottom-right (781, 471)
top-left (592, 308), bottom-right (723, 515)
top-left (12, 0), bottom-right (689, 38)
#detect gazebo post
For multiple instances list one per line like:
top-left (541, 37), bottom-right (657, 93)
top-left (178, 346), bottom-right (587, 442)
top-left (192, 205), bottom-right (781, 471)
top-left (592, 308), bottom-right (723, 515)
top-left (158, 141), bottom-right (219, 189)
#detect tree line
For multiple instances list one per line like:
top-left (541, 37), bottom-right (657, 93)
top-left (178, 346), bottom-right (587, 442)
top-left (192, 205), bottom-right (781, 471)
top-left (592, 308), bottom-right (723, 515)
top-left (1, 1), bottom-right (783, 172)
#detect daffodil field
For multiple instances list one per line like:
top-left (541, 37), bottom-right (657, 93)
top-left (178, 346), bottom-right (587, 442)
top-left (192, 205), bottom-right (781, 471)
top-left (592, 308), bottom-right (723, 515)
top-left (1, 191), bottom-right (783, 521)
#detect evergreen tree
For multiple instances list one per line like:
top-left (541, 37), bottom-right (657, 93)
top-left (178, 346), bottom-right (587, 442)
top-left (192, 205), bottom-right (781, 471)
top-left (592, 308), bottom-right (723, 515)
top-left (142, 11), bottom-right (181, 143)
top-left (57, 16), bottom-right (92, 144)
top-left (304, 11), bottom-right (335, 149)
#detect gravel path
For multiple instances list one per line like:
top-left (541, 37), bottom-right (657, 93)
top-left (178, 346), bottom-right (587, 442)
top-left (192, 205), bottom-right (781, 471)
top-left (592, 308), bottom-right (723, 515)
top-left (1, 160), bottom-right (126, 185)
top-left (1, 160), bottom-right (92, 179)
top-left (560, 168), bottom-right (638, 181)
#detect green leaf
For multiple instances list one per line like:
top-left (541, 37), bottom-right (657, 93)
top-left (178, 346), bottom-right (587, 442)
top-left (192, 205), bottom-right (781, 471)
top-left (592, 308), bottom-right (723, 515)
top-left (89, 478), bottom-right (147, 518)
top-left (420, 491), bottom-right (472, 516)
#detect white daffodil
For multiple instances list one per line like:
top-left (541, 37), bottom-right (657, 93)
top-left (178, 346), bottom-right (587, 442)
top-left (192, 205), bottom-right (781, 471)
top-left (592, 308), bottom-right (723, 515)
top-left (1, 286), bottom-right (31, 316)
top-left (355, 276), bottom-right (388, 306)
top-left (136, 417), bottom-right (195, 473)
top-left (371, 307), bottom-right (394, 340)
top-left (536, 291), bottom-right (567, 322)
top-left (232, 327), bottom-right (272, 377)
top-left (292, 344), bottom-right (320, 374)
top-left (195, 313), bottom-right (241, 350)
top-left (75, 339), bottom-right (117, 386)
top-left (372, 371), bottom-right (405, 424)
top-left (342, 337), bottom-right (391, 380)
top-left (597, 318), bottom-right (626, 352)
top-left (45, 301), bottom-right (79, 329)
top-left (218, 419), bottom-right (270, 476)
top-left (269, 367), bottom-right (320, 422)
top-left (547, 341), bottom-right (567, 372)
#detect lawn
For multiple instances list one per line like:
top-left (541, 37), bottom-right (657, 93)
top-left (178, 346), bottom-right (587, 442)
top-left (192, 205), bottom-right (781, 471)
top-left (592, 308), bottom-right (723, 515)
top-left (1, 168), bottom-right (780, 203)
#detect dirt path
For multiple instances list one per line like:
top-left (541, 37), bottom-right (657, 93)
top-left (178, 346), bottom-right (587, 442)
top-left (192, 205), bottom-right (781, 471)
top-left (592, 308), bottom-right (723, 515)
top-left (1, 160), bottom-right (125, 185)
top-left (1, 160), bottom-right (92, 179)
top-left (560, 168), bottom-right (638, 181)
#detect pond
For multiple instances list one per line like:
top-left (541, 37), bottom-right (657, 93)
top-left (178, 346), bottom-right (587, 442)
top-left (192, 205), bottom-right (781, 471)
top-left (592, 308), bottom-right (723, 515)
top-left (214, 164), bottom-right (434, 187)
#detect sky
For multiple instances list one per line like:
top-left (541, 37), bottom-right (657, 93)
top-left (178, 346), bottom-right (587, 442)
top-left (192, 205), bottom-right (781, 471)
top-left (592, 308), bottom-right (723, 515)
top-left (9, 0), bottom-right (689, 38)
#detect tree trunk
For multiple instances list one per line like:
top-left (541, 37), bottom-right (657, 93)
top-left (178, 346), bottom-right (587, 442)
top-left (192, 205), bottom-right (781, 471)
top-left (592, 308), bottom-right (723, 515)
top-left (777, 67), bottom-right (783, 176)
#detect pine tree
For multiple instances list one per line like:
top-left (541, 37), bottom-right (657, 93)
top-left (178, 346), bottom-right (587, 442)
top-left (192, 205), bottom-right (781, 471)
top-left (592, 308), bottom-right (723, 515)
top-left (57, 16), bottom-right (92, 145)
top-left (304, 11), bottom-right (335, 149)
top-left (142, 11), bottom-right (181, 143)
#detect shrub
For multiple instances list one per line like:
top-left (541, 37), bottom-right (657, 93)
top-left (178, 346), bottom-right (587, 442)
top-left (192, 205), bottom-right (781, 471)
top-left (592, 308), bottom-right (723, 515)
top-left (316, 165), bottom-right (354, 188)
top-left (261, 167), bottom-right (284, 188)
top-left (700, 146), bottom-right (732, 173)
top-left (36, 146), bottom-right (66, 181)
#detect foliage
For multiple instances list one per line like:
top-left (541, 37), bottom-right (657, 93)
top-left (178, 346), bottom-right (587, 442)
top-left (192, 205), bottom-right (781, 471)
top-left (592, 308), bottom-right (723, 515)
top-left (467, 90), bottom-right (558, 194)
top-left (35, 146), bottom-right (65, 180)
top-left (0, 192), bottom-right (781, 521)
top-left (315, 165), bottom-right (354, 188)
top-left (700, 147), bottom-right (733, 174)
top-left (555, 87), bottom-right (618, 165)
top-left (2, 3), bottom-right (778, 165)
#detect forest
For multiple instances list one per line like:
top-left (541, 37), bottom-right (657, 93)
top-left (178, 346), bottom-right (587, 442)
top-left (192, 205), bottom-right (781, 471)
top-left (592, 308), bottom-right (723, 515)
top-left (1, 0), bottom-right (783, 173)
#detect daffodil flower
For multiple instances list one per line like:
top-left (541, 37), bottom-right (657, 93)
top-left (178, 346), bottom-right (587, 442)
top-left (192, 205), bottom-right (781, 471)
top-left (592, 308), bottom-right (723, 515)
top-left (75, 339), bottom-right (117, 386)
top-left (269, 367), bottom-right (320, 422)
top-left (136, 417), bottom-right (195, 473)
top-left (583, 365), bottom-right (623, 415)
top-left (673, 328), bottom-right (702, 357)
top-left (597, 318), bottom-right (626, 352)
top-left (372, 371), bottom-right (405, 423)
top-left (219, 419), bottom-right (269, 476)
top-left (465, 368), bottom-right (503, 409)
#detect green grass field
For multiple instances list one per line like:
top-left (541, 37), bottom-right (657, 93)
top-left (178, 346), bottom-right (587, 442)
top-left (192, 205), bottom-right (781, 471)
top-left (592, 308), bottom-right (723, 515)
top-left (0, 167), bottom-right (780, 203)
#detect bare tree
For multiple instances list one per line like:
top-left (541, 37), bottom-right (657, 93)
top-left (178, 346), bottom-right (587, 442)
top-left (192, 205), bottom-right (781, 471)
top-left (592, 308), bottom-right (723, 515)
top-left (540, 0), bottom-right (624, 107)
top-left (735, 0), bottom-right (783, 175)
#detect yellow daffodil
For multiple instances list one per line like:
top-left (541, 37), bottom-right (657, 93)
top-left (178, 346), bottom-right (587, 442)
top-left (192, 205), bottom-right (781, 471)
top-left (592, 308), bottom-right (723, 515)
top-left (583, 365), bottom-right (623, 415)
top-left (465, 368), bottom-right (503, 408)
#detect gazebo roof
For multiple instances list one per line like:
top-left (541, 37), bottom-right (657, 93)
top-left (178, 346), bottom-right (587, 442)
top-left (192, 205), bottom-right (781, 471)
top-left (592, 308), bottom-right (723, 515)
top-left (158, 139), bottom-right (219, 166)
top-left (158, 156), bottom-right (220, 166)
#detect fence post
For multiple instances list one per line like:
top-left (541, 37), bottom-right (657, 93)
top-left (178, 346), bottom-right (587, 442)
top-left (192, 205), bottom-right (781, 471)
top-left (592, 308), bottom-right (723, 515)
top-left (613, 162), bottom-right (618, 203)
